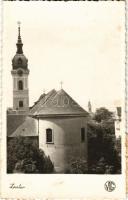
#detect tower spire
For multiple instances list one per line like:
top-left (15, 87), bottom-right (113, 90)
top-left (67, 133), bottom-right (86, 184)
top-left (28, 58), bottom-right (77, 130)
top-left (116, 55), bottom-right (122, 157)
top-left (16, 21), bottom-right (23, 54)
top-left (11, 22), bottom-right (29, 112)
top-left (88, 100), bottom-right (92, 113)
top-left (18, 21), bottom-right (21, 41)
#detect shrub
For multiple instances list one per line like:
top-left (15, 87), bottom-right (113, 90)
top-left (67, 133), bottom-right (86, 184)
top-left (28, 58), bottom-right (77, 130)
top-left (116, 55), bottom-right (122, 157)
top-left (87, 107), bottom-right (121, 174)
top-left (7, 137), bottom-right (54, 173)
top-left (66, 158), bottom-right (88, 174)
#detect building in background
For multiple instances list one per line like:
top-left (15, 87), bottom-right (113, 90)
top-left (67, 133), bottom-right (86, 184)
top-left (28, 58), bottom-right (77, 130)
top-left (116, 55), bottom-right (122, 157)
top-left (114, 107), bottom-right (122, 139)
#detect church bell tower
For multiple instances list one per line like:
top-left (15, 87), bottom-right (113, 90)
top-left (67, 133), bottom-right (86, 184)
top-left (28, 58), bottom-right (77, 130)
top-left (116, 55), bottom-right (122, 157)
top-left (11, 22), bottom-right (29, 113)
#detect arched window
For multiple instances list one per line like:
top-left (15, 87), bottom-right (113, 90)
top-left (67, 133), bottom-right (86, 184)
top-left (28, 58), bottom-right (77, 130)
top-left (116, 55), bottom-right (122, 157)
top-left (46, 128), bottom-right (53, 143)
top-left (18, 58), bottom-right (22, 65)
top-left (19, 101), bottom-right (23, 108)
top-left (18, 80), bottom-right (23, 90)
top-left (81, 127), bottom-right (85, 142)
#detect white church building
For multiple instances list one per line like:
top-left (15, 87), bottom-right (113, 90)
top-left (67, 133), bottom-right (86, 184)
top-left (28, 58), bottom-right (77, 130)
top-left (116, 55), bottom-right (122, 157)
top-left (7, 23), bottom-right (89, 173)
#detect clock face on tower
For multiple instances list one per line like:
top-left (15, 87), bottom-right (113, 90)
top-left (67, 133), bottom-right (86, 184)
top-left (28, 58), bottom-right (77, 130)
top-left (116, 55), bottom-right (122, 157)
top-left (17, 69), bottom-right (23, 76)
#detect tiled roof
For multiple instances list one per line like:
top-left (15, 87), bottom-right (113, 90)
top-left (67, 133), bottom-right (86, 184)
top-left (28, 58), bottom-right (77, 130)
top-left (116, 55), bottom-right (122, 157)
top-left (30, 89), bottom-right (88, 117)
top-left (7, 114), bottom-right (27, 136)
top-left (29, 89), bottom-right (57, 115)
top-left (8, 89), bottom-right (88, 137)
top-left (9, 117), bottom-right (38, 137)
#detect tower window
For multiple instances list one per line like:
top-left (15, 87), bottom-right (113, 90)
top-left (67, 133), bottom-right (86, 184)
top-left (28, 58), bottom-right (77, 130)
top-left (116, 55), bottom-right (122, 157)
top-left (19, 101), bottom-right (23, 108)
top-left (46, 128), bottom-right (53, 143)
top-left (81, 128), bottom-right (85, 142)
top-left (18, 58), bottom-right (22, 65)
top-left (18, 80), bottom-right (23, 90)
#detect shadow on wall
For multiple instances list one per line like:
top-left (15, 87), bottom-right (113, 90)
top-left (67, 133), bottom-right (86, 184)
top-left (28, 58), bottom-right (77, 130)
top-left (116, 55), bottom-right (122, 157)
top-left (7, 137), bottom-right (54, 174)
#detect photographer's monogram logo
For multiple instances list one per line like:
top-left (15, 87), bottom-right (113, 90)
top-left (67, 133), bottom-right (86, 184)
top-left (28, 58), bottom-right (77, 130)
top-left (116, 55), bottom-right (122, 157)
top-left (104, 181), bottom-right (116, 192)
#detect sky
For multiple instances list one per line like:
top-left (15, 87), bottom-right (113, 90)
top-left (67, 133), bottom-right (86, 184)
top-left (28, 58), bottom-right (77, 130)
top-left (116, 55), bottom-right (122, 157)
top-left (3, 1), bottom-right (125, 112)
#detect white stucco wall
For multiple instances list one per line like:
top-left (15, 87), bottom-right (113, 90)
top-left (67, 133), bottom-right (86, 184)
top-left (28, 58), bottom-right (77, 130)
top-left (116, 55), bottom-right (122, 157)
top-left (38, 117), bottom-right (88, 173)
top-left (12, 71), bottom-right (29, 111)
top-left (115, 120), bottom-right (121, 138)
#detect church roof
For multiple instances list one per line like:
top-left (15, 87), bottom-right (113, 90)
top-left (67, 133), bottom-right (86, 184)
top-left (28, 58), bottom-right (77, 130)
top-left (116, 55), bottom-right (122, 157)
top-left (29, 89), bottom-right (57, 115)
top-left (29, 89), bottom-right (88, 117)
top-left (9, 117), bottom-right (38, 137)
top-left (7, 114), bottom-right (27, 136)
top-left (12, 54), bottom-right (28, 70)
top-left (12, 22), bottom-right (28, 70)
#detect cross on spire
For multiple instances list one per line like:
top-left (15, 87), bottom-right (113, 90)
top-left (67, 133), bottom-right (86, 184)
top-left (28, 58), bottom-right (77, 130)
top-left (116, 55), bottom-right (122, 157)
top-left (43, 89), bottom-right (45, 94)
top-left (60, 81), bottom-right (63, 89)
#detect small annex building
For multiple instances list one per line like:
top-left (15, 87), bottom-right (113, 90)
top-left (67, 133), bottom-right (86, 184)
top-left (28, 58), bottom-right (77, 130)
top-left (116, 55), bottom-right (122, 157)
top-left (114, 107), bottom-right (121, 139)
